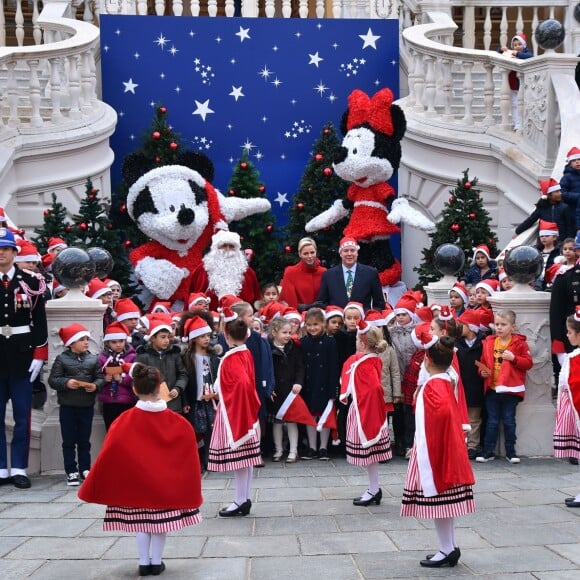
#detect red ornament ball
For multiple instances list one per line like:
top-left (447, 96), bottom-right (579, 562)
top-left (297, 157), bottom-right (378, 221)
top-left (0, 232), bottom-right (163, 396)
top-left (469, 213), bottom-right (476, 219)
top-left (323, 129), bottom-right (330, 135)
top-left (259, 185), bottom-right (266, 194)
top-left (284, 245), bottom-right (292, 254)
top-left (159, 107), bottom-right (167, 114)
top-left (107, 224), bottom-right (113, 230)
top-left (323, 227), bottom-right (331, 232)
top-left (43, 210), bottom-right (50, 217)
top-left (91, 188), bottom-right (98, 194)
top-left (315, 153), bottom-right (323, 161)
top-left (65, 225), bottom-right (72, 233)
top-left (308, 187), bottom-right (312, 193)
top-left (79, 222), bottom-right (88, 231)
top-left (449, 197), bottom-right (455, 204)
top-left (169, 142), bottom-right (178, 150)
top-left (465, 182), bottom-right (472, 189)
top-left (120, 204), bottom-right (127, 213)
top-left (155, 157), bottom-right (161, 163)
top-left (123, 240), bottom-right (132, 248)
top-left (451, 223), bottom-right (460, 233)
top-left (229, 189), bottom-right (236, 196)
top-left (323, 167), bottom-right (333, 177)
top-left (297, 202), bottom-right (304, 211)
top-left (266, 224), bottom-right (273, 233)
top-left (240, 162), bottom-right (248, 170)
top-left (88, 195), bottom-right (94, 201)
top-left (152, 131), bottom-right (161, 140)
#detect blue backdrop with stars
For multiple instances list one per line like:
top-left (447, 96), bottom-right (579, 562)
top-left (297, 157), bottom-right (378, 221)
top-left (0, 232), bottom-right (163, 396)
top-left (100, 16), bottom-right (400, 225)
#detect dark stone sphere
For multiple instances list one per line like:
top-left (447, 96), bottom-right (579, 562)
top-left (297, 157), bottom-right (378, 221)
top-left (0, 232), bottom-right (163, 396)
top-left (52, 247), bottom-right (96, 289)
top-left (575, 4), bottom-right (580, 24)
top-left (534, 19), bottom-right (565, 50)
top-left (504, 246), bottom-right (543, 284)
top-left (433, 243), bottom-right (465, 276)
top-left (87, 247), bottom-right (114, 279)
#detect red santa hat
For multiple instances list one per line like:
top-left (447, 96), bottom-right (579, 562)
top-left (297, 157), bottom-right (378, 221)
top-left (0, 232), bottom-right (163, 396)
top-left (47, 237), bottom-right (68, 253)
top-left (511, 33), bottom-right (527, 48)
top-left (187, 292), bottom-right (210, 310)
top-left (449, 281), bottom-right (469, 305)
top-left (121, 362), bottom-right (138, 378)
top-left (317, 399), bottom-right (340, 445)
top-left (258, 301), bottom-right (288, 324)
top-left (498, 268), bottom-right (507, 282)
top-left (151, 302), bottom-right (172, 315)
top-left (475, 279), bottom-right (500, 296)
top-left (344, 301), bottom-right (365, 319)
top-left (52, 280), bottom-right (66, 295)
top-left (14, 241), bottom-right (41, 263)
top-left (325, 305), bottom-right (344, 320)
top-left (472, 244), bottom-right (491, 263)
top-left (339, 236), bottom-right (360, 252)
top-left (218, 294), bottom-right (242, 311)
top-left (284, 309), bottom-right (302, 323)
top-left (183, 316), bottom-right (212, 342)
top-left (365, 309), bottom-right (388, 327)
top-left (115, 298), bottom-right (141, 322)
top-left (544, 263), bottom-right (569, 286)
top-left (478, 308), bottom-right (495, 332)
top-left (59, 323), bottom-right (90, 347)
top-left (538, 219), bottom-right (559, 237)
top-left (411, 323), bottom-right (438, 350)
top-left (103, 321), bottom-right (130, 342)
top-left (356, 319), bottom-right (371, 335)
top-left (393, 291), bottom-right (421, 319)
top-left (438, 305), bottom-right (454, 321)
top-left (106, 279), bottom-right (121, 290)
top-left (211, 229), bottom-right (241, 250)
top-left (144, 314), bottom-right (173, 340)
top-left (539, 178), bottom-right (561, 199)
top-left (41, 253), bottom-right (55, 270)
top-left (566, 147), bottom-right (580, 162)
top-left (211, 310), bottom-right (220, 324)
top-left (575, 305), bottom-right (580, 323)
top-left (275, 392), bottom-right (317, 426)
top-left (222, 307), bottom-right (238, 324)
top-left (414, 305), bottom-right (433, 324)
top-left (457, 309), bottom-right (481, 333)
top-left (86, 277), bottom-right (112, 300)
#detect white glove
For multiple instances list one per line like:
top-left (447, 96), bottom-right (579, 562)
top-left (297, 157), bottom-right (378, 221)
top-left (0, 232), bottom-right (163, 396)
top-left (28, 359), bottom-right (44, 382)
top-left (556, 353), bottom-right (566, 366)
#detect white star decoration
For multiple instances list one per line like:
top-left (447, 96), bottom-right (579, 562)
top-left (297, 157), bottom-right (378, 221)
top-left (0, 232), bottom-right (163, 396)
top-left (308, 52), bottom-right (323, 67)
top-left (259, 66), bottom-right (273, 80)
top-left (123, 78), bottom-right (138, 94)
top-left (154, 34), bottom-right (170, 49)
top-left (359, 28), bottom-right (381, 49)
top-left (275, 192), bottom-right (289, 206)
top-left (314, 82), bottom-right (328, 96)
top-left (242, 139), bottom-right (254, 151)
top-left (236, 27), bottom-right (251, 42)
top-left (271, 77), bottom-right (283, 88)
top-left (229, 86), bottom-right (244, 101)
top-left (192, 99), bottom-right (214, 121)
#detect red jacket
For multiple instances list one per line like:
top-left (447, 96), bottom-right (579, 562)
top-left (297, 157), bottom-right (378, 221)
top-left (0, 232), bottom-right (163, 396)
top-left (279, 259), bottom-right (326, 309)
top-left (479, 333), bottom-right (533, 399)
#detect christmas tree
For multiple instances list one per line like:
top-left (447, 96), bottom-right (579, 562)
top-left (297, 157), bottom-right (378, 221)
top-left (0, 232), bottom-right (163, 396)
top-left (414, 169), bottom-right (499, 288)
top-left (70, 178), bottom-right (136, 293)
top-left (283, 122), bottom-right (349, 269)
top-left (32, 192), bottom-right (75, 254)
top-left (227, 150), bottom-right (283, 285)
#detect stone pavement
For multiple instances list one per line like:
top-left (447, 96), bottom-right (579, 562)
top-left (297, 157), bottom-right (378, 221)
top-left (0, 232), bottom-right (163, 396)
top-left (0, 456), bottom-right (579, 579)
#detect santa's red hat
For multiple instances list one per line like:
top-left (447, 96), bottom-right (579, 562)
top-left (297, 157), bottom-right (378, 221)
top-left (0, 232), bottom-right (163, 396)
top-left (86, 278), bottom-right (112, 300)
top-left (539, 219), bottom-right (559, 237)
top-left (115, 298), bottom-right (141, 322)
top-left (211, 229), bottom-right (241, 250)
top-left (218, 294), bottom-right (242, 310)
top-left (187, 292), bottom-right (210, 311)
top-left (317, 399), bottom-right (340, 445)
top-left (183, 316), bottom-right (212, 342)
top-left (14, 241), bottom-right (41, 263)
top-left (566, 147), bottom-right (580, 162)
top-left (325, 305), bottom-right (344, 320)
top-left (357, 319), bottom-right (371, 335)
top-left (365, 309), bottom-right (388, 327)
top-left (339, 237), bottom-right (359, 252)
top-left (151, 301), bottom-right (172, 315)
top-left (222, 307), bottom-right (238, 324)
top-left (457, 309), bottom-right (482, 333)
top-left (145, 314), bottom-right (173, 340)
top-left (539, 178), bottom-right (561, 199)
top-left (472, 244), bottom-right (491, 263)
top-left (411, 323), bottom-right (438, 350)
top-left (475, 279), bottom-right (500, 296)
top-left (275, 392), bottom-right (316, 426)
top-left (511, 33), bottom-right (527, 48)
top-left (47, 237), bottom-right (68, 253)
top-left (103, 321), bottom-right (130, 342)
top-left (344, 301), bottom-right (365, 319)
top-left (59, 323), bottom-right (90, 347)
top-left (449, 281), bottom-right (469, 305)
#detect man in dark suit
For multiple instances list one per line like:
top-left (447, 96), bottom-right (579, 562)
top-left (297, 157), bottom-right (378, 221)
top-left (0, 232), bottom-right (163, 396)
top-left (317, 237), bottom-right (386, 311)
top-left (0, 228), bottom-right (48, 489)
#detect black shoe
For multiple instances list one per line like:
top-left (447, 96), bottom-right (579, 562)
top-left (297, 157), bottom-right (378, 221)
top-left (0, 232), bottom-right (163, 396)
top-left (0, 476), bottom-right (13, 486)
top-left (426, 547), bottom-right (461, 560)
top-left (300, 448), bottom-right (317, 460)
top-left (569, 457), bottom-right (579, 465)
top-left (467, 448), bottom-right (477, 460)
top-left (393, 441), bottom-right (406, 457)
top-left (565, 499), bottom-right (580, 508)
top-left (420, 548), bottom-right (460, 568)
top-left (13, 475), bottom-right (31, 489)
top-left (219, 500), bottom-right (251, 517)
top-left (138, 564), bottom-right (152, 576)
top-left (150, 561), bottom-right (165, 576)
top-left (318, 448), bottom-right (329, 461)
top-left (353, 488), bottom-right (382, 506)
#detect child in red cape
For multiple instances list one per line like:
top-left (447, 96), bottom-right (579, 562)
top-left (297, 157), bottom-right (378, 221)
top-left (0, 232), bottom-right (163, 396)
top-left (78, 363), bottom-right (202, 577)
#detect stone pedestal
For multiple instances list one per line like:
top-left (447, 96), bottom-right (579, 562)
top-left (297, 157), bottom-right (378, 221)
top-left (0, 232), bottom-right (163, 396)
top-left (425, 275), bottom-right (455, 306)
top-left (488, 284), bottom-right (555, 457)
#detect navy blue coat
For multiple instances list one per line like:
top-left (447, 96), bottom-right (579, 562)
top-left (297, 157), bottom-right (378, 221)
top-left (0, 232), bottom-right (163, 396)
top-left (560, 165), bottom-right (580, 231)
top-left (462, 261), bottom-right (498, 286)
top-left (515, 199), bottom-right (575, 240)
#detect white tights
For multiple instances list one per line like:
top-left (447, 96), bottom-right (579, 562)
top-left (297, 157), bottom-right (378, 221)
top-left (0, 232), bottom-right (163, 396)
top-left (432, 517), bottom-right (455, 560)
top-left (228, 466), bottom-right (253, 510)
top-left (136, 532), bottom-right (167, 565)
top-left (273, 422), bottom-right (298, 455)
top-left (306, 424), bottom-right (330, 450)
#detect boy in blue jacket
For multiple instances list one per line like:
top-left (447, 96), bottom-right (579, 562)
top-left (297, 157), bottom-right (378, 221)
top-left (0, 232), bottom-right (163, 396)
top-left (560, 146), bottom-right (580, 232)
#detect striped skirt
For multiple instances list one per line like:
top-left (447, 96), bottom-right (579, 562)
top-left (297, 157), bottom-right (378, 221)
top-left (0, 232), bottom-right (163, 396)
top-left (554, 390), bottom-right (580, 460)
top-left (401, 446), bottom-right (475, 519)
top-left (103, 506), bottom-right (202, 533)
top-left (207, 408), bottom-right (262, 472)
top-left (345, 404), bottom-right (392, 467)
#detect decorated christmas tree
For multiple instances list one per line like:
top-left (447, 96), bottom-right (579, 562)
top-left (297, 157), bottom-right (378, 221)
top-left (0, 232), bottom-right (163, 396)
top-left (284, 122), bottom-right (349, 269)
top-left (32, 192), bottom-right (75, 254)
top-left (227, 150), bottom-right (283, 284)
top-left (414, 169), bottom-right (499, 288)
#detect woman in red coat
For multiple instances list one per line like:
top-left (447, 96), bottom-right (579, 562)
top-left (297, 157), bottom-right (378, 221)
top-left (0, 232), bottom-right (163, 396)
top-left (279, 237), bottom-right (326, 310)
top-left (79, 363), bottom-right (202, 577)
top-left (401, 335), bottom-right (475, 569)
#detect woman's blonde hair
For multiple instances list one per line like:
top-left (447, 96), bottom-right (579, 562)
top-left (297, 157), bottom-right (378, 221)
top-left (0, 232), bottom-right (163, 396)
top-left (298, 237), bottom-right (317, 253)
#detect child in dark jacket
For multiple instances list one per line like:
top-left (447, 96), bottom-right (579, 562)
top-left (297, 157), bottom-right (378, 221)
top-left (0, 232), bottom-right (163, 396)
top-left (560, 147), bottom-right (580, 232)
top-left (462, 245), bottom-right (498, 286)
top-left (49, 324), bottom-right (105, 486)
top-left (136, 315), bottom-right (188, 413)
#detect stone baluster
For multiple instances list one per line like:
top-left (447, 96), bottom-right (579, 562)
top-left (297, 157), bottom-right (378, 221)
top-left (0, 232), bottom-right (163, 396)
top-left (413, 53), bottom-right (425, 112)
top-left (137, 0), bottom-right (148, 14)
top-left (155, 0), bottom-right (164, 14)
top-left (28, 59), bottom-right (43, 127)
top-left (516, 69), bottom-right (525, 134)
top-left (499, 67), bottom-right (511, 128)
top-left (281, 0), bottom-right (291, 17)
top-left (500, 6), bottom-right (508, 49)
top-left (225, 0), bottom-right (235, 16)
top-left (83, 0), bottom-right (93, 22)
top-left (482, 61), bottom-right (495, 125)
top-left (264, 0), bottom-right (275, 17)
top-left (531, 9), bottom-right (539, 56)
top-left (406, 47), bottom-right (417, 108)
top-left (315, 0), bottom-right (324, 18)
top-left (189, 0), bottom-right (199, 16)
top-left (549, 6), bottom-right (555, 19)
top-left (298, 0), bottom-right (308, 18)
top-left (49, 57), bottom-right (63, 123)
top-left (424, 55), bottom-right (436, 115)
top-left (463, 5), bottom-right (475, 49)
top-left (68, 55), bottom-right (81, 120)
top-left (80, 51), bottom-right (92, 114)
top-left (441, 57), bottom-right (453, 120)
top-left (461, 60), bottom-right (474, 125)
top-left (332, 0), bottom-right (342, 19)
top-left (15, 0), bottom-right (24, 47)
top-left (88, 49), bottom-right (97, 107)
top-left (32, 0), bottom-right (42, 45)
top-left (516, 7), bottom-right (524, 36)
top-left (6, 61), bottom-right (20, 128)
top-left (173, 0), bottom-right (183, 16)
top-left (483, 6), bottom-right (491, 50)
top-left (0, 0), bottom-right (5, 47)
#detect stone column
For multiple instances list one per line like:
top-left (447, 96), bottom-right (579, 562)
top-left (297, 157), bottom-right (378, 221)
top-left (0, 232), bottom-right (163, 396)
top-left (425, 274), bottom-right (455, 306)
top-left (40, 288), bottom-right (107, 474)
top-left (488, 284), bottom-right (555, 456)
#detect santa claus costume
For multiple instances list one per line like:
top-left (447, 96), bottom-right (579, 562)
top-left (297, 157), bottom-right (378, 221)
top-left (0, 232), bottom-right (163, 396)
top-left (78, 363), bottom-right (202, 576)
top-left (207, 309), bottom-right (262, 517)
top-left (340, 321), bottom-right (392, 506)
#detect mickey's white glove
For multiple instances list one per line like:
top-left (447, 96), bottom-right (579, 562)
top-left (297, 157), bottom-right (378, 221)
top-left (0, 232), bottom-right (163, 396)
top-left (28, 359), bottom-right (44, 382)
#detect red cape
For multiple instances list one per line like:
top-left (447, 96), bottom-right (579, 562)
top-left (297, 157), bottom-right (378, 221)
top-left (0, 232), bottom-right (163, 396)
top-left (569, 352), bottom-right (580, 416)
top-left (78, 405), bottom-right (202, 509)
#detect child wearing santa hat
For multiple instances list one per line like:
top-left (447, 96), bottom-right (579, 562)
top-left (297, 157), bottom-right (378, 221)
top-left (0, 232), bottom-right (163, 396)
top-left (48, 324), bottom-right (105, 486)
top-left (97, 321), bottom-right (137, 430)
top-left (533, 219), bottom-right (562, 290)
top-left (86, 278), bottom-right (115, 331)
top-left (462, 245), bottom-right (498, 286)
top-left (560, 147), bottom-right (580, 232)
top-left (341, 321), bottom-right (392, 507)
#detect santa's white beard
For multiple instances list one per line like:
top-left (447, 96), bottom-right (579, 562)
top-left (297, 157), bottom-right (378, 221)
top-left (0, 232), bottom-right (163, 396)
top-left (203, 248), bottom-right (249, 298)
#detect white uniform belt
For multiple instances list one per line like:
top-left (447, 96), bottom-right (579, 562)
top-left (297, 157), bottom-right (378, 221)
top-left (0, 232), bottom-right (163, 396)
top-left (0, 325), bottom-right (31, 337)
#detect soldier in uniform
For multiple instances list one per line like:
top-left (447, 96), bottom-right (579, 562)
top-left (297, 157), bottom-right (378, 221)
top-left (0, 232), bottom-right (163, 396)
top-left (0, 228), bottom-right (48, 489)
